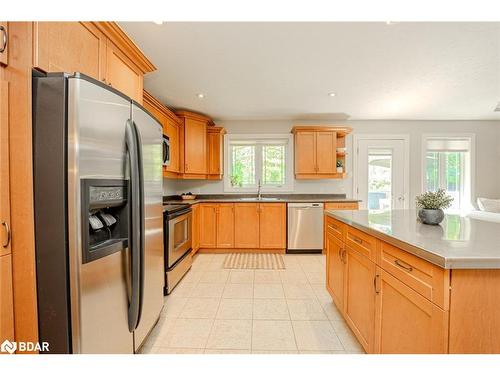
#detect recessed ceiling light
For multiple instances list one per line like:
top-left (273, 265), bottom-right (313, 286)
top-left (495, 102), bottom-right (500, 112)
top-left (153, 21), bottom-right (164, 25)
top-left (328, 92), bottom-right (336, 97)
top-left (385, 21), bottom-right (399, 25)
top-left (196, 93), bottom-right (205, 99)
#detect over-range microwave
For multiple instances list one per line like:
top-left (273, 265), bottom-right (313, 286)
top-left (163, 134), bottom-right (170, 167)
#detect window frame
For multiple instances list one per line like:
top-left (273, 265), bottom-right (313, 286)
top-left (224, 133), bottom-right (294, 193)
top-left (421, 134), bottom-right (475, 213)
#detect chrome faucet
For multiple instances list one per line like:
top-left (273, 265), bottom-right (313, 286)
top-left (257, 179), bottom-right (262, 200)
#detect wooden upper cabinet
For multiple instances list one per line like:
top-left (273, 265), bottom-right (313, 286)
top-left (259, 203), bottom-right (286, 249)
top-left (326, 233), bottom-right (345, 310)
top-left (0, 22), bottom-right (8, 66)
top-left (207, 127), bottom-right (225, 179)
top-left (316, 131), bottom-right (337, 173)
top-left (343, 246), bottom-right (376, 353)
top-left (216, 204), bottom-right (235, 248)
top-left (0, 80), bottom-right (10, 257)
top-left (33, 22), bottom-right (105, 80)
top-left (234, 203), bottom-right (260, 248)
top-left (33, 22), bottom-right (155, 103)
top-left (292, 126), bottom-right (351, 179)
top-left (0, 254), bottom-right (15, 344)
top-left (295, 131), bottom-right (316, 174)
top-left (184, 118), bottom-right (207, 174)
top-left (374, 267), bottom-right (448, 354)
top-left (105, 38), bottom-right (143, 103)
top-left (199, 204), bottom-right (217, 248)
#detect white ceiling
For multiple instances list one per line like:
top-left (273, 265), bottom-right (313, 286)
top-left (120, 22), bottom-right (500, 121)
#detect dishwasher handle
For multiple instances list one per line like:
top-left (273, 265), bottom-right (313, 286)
top-left (288, 203), bottom-right (324, 208)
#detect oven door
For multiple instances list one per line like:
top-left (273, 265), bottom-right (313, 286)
top-left (163, 135), bottom-right (170, 167)
top-left (167, 211), bottom-right (192, 268)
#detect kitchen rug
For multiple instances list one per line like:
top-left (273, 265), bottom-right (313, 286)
top-left (223, 253), bottom-right (285, 270)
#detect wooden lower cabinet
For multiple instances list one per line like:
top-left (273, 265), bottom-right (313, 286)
top-left (343, 246), bottom-right (376, 353)
top-left (0, 254), bottom-right (14, 343)
top-left (326, 232), bottom-right (345, 310)
top-left (234, 203), bottom-right (260, 248)
top-left (191, 204), bottom-right (200, 254)
top-left (259, 203), bottom-right (286, 249)
top-left (199, 204), bottom-right (217, 248)
top-left (374, 268), bottom-right (448, 354)
top-left (216, 204), bottom-right (234, 248)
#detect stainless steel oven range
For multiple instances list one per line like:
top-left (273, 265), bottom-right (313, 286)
top-left (163, 203), bottom-right (192, 294)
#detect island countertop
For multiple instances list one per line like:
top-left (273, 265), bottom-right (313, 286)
top-left (325, 209), bottom-right (500, 269)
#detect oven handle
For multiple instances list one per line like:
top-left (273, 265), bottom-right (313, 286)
top-left (167, 209), bottom-right (192, 221)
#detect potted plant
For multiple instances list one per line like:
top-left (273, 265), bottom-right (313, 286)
top-left (415, 189), bottom-right (453, 225)
top-left (336, 160), bottom-right (343, 173)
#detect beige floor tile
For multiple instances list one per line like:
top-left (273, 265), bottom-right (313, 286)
top-left (169, 282), bottom-right (196, 298)
top-left (162, 296), bottom-right (188, 318)
top-left (337, 332), bottom-right (365, 353)
top-left (252, 320), bottom-right (297, 351)
top-left (305, 271), bottom-right (326, 284)
top-left (254, 283), bottom-right (285, 299)
top-left (282, 283), bottom-right (316, 299)
top-left (280, 270), bottom-right (309, 284)
top-left (298, 350), bottom-right (347, 354)
top-left (153, 347), bottom-right (205, 354)
top-left (286, 299), bottom-right (328, 320)
top-left (216, 298), bottom-right (253, 320)
top-left (146, 317), bottom-right (177, 347)
top-left (320, 301), bottom-right (344, 321)
top-left (254, 270), bottom-right (282, 284)
top-left (310, 283), bottom-right (332, 303)
top-left (228, 270), bottom-right (255, 284)
top-left (330, 318), bottom-right (353, 335)
top-left (199, 270), bottom-right (230, 283)
top-left (204, 349), bottom-right (251, 354)
top-left (190, 282), bottom-right (226, 298)
top-left (251, 350), bottom-right (298, 354)
top-left (161, 318), bottom-right (214, 348)
top-left (205, 261), bottom-right (225, 271)
top-left (223, 283), bottom-right (254, 299)
top-left (253, 299), bottom-right (290, 320)
top-left (181, 270), bottom-right (204, 283)
top-left (206, 319), bottom-right (252, 350)
top-left (181, 297), bottom-right (221, 319)
top-left (300, 263), bottom-right (325, 273)
top-left (292, 320), bottom-right (344, 351)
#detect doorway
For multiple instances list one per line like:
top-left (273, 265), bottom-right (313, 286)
top-left (353, 136), bottom-right (409, 210)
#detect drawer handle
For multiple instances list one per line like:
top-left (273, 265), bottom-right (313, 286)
top-left (341, 249), bottom-right (347, 264)
top-left (351, 235), bottom-right (363, 244)
top-left (394, 259), bottom-right (413, 272)
top-left (2, 221), bottom-right (11, 248)
top-left (0, 25), bottom-right (7, 53)
top-left (373, 274), bottom-right (380, 294)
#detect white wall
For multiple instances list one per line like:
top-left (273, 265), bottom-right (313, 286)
top-left (164, 120), bottom-right (500, 207)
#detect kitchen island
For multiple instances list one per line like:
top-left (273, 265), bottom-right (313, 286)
top-left (324, 209), bottom-right (500, 354)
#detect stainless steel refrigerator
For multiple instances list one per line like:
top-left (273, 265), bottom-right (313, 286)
top-left (33, 73), bottom-right (164, 353)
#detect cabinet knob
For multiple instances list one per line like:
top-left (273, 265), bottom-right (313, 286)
top-left (0, 25), bottom-right (7, 53)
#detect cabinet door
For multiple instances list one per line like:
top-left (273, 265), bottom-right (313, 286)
top-left (374, 268), bottom-right (448, 354)
top-left (216, 204), bottom-right (234, 248)
top-left (316, 131), bottom-right (337, 174)
top-left (33, 22), bottom-right (106, 81)
top-left (259, 203), bottom-right (286, 249)
top-left (0, 22), bottom-right (8, 66)
top-left (199, 204), bottom-right (217, 248)
top-left (165, 117), bottom-right (180, 173)
top-left (295, 131), bottom-right (317, 174)
top-left (105, 38), bottom-right (143, 103)
top-left (0, 254), bottom-right (14, 344)
top-left (343, 246), bottom-right (376, 353)
top-left (207, 131), bottom-right (222, 176)
top-left (184, 118), bottom-right (207, 174)
top-left (191, 204), bottom-right (200, 254)
top-left (234, 203), bottom-right (260, 248)
top-left (326, 233), bottom-right (345, 310)
top-left (0, 80), bottom-right (10, 257)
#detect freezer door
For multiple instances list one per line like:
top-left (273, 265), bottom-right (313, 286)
top-left (131, 103), bottom-right (164, 351)
top-left (67, 76), bottom-right (134, 353)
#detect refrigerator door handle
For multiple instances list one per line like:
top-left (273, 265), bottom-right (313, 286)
top-left (125, 119), bottom-right (142, 332)
top-left (132, 120), bottom-right (145, 329)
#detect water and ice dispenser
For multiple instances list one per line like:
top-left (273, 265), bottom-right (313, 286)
top-left (81, 179), bottom-right (129, 263)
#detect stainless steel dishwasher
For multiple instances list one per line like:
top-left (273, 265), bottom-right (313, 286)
top-left (287, 203), bottom-right (324, 253)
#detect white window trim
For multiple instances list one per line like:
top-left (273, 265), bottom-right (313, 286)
top-left (421, 133), bottom-right (476, 213)
top-left (223, 133), bottom-right (294, 193)
top-left (352, 134), bottom-right (410, 208)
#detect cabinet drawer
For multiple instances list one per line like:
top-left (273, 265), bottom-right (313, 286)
top-left (377, 242), bottom-right (449, 310)
top-left (325, 216), bottom-right (345, 241)
top-left (345, 226), bottom-right (377, 261)
top-left (325, 202), bottom-right (359, 210)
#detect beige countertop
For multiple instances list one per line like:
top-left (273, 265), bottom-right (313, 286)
top-left (325, 209), bottom-right (500, 269)
top-left (164, 195), bottom-right (360, 205)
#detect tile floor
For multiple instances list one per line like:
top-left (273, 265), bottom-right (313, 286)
top-left (140, 253), bottom-right (365, 354)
